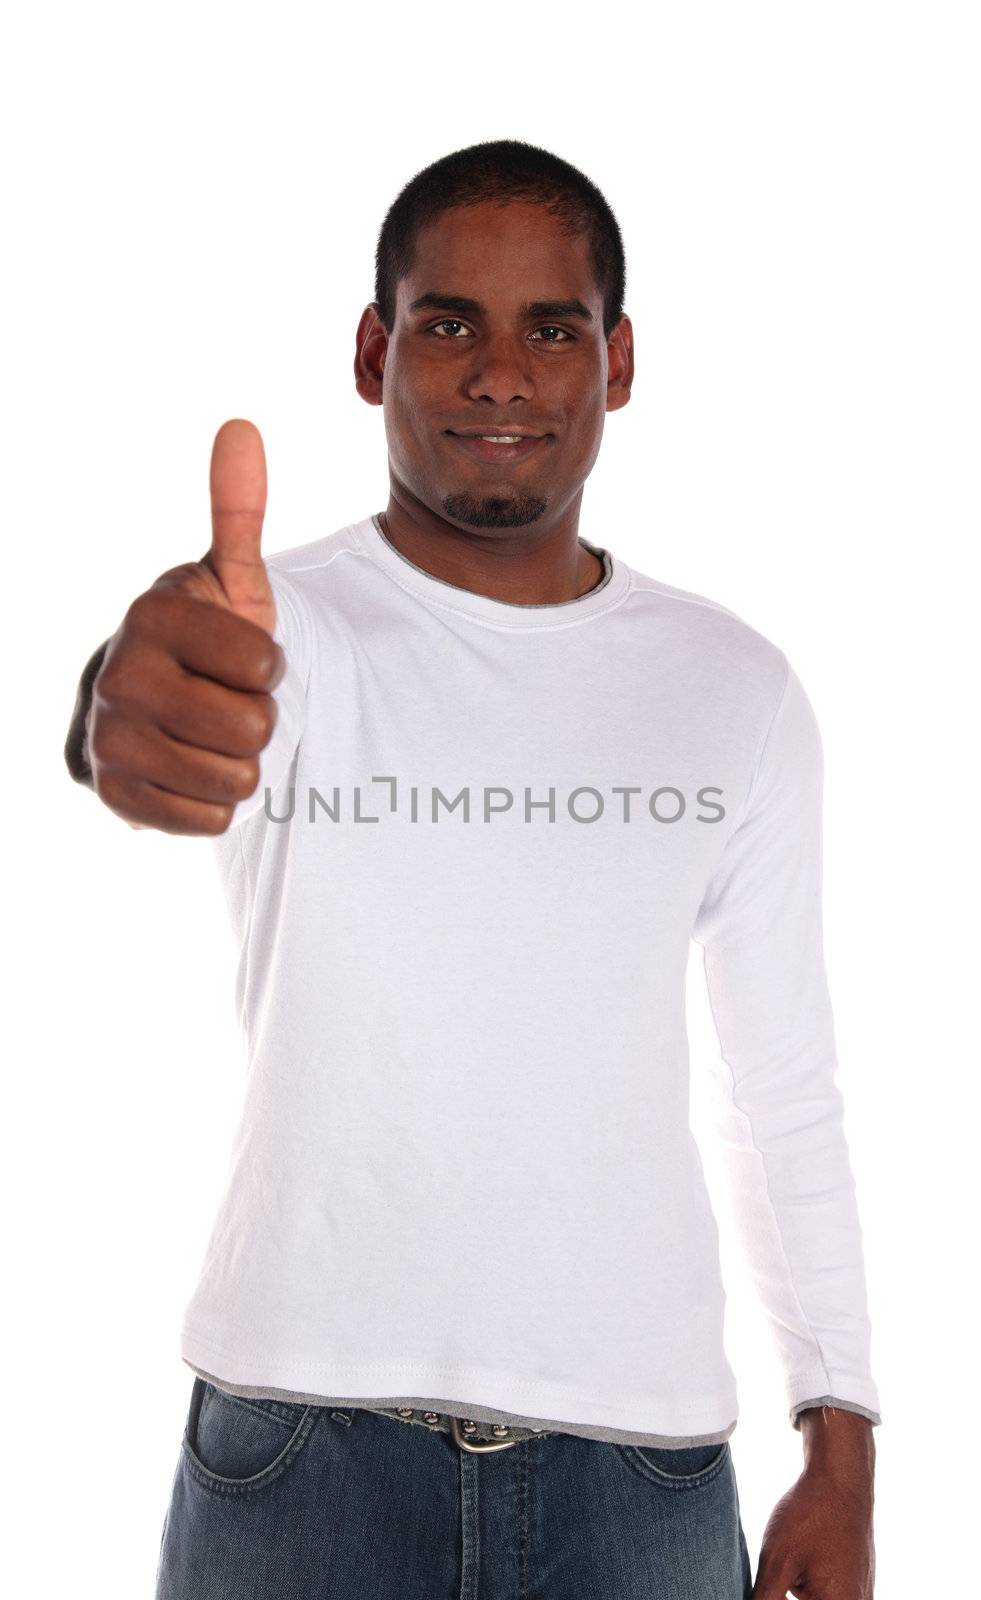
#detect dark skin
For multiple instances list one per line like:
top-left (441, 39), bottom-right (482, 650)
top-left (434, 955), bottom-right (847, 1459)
top-left (354, 199), bottom-right (630, 604)
top-left (63, 197), bottom-right (875, 1595)
top-left (763, 1405), bottom-right (876, 1599)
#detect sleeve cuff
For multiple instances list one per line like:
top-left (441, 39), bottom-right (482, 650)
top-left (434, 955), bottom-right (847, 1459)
top-left (791, 1394), bottom-right (882, 1429)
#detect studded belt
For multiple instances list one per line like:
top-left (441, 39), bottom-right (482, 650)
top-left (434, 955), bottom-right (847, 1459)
top-left (369, 1405), bottom-right (554, 1453)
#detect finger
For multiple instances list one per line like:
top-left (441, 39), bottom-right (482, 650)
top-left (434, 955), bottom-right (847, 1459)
top-left (126, 588), bottom-right (286, 694)
top-left (93, 661), bottom-right (278, 766)
top-left (208, 418), bottom-right (270, 616)
top-left (155, 676), bottom-right (279, 761)
top-left (750, 1567), bottom-right (793, 1599)
top-left (97, 718), bottom-right (265, 808)
top-left (98, 769), bottom-right (237, 837)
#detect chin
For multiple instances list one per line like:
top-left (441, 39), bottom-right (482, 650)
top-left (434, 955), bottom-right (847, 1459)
top-left (441, 492), bottom-right (548, 529)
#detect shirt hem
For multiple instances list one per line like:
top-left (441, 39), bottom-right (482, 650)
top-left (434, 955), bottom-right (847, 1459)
top-left (180, 1323), bottom-right (740, 1447)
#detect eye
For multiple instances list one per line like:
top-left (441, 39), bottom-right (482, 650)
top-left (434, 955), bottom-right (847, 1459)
top-left (430, 319), bottom-right (472, 338)
top-left (532, 326), bottom-right (573, 343)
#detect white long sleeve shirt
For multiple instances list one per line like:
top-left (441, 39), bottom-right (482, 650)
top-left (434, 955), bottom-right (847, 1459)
top-left (179, 512), bottom-right (882, 1447)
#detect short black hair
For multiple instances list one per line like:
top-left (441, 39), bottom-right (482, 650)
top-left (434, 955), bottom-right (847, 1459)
top-left (373, 139), bottom-right (627, 340)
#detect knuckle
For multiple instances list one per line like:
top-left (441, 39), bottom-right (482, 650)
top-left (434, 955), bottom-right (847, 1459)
top-left (122, 588), bottom-right (161, 631)
top-left (94, 657), bottom-right (146, 713)
top-left (125, 581), bottom-right (193, 637)
top-left (92, 661), bottom-right (122, 704)
top-left (254, 639), bottom-right (284, 687)
top-left (206, 757), bottom-right (260, 804)
top-left (230, 757), bottom-right (260, 800)
top-left (240, 698), bottom-right (277, 749)
top-left (94, 769), bottom-right (137, 819)
top-left (150, 561), bottom-right (204, 595)
top-left (200, 803), bottom-right (236, 836)
top-left (258, 700), bottom-right (278, 745)
top-left (88, 712), bottom-right (131, 768)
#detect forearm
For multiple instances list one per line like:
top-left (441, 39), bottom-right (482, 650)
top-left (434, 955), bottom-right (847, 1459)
top-left (64, 638), bottom-right (111, 788)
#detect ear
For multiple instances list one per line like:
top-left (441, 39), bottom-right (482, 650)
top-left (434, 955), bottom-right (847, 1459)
top-left (354, 303), bottom-right (389, 406)
top-left (606, 313), bottom-right (634, 414)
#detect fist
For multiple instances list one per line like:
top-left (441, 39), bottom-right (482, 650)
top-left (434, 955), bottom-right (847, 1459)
top-left (87, 419), bottom-right (287, 835)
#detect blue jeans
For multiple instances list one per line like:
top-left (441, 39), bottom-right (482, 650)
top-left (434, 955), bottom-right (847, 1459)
top-left (155, 1377), bottom-right (754, 1598)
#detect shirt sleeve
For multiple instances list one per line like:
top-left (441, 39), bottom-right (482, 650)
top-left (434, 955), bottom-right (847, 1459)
top-left (224, 563), bottom-right (310, 831)
top-left (692, 655), bottom-right (882, 1430)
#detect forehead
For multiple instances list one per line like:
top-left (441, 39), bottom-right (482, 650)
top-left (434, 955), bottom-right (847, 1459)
top-left (396, 200), bottom-right (598, 312)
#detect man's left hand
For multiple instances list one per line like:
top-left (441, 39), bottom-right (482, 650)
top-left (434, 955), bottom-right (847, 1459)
top-left (751, 1408), bottom-right (876, 1599)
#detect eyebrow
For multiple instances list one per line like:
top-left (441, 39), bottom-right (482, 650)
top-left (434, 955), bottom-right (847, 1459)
top-left (408, 292), bottom-right (594, 324)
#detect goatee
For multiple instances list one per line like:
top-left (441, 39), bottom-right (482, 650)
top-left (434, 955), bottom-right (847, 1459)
top-left (441, 492), bottom-right (547, 529)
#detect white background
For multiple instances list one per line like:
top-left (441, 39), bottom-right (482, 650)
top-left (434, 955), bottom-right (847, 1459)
top-left (4, 2), bottom-right (978, 1594)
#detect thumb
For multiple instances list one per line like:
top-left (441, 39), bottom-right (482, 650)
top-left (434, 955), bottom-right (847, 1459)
top-left (206, 417), bottom-right (276, 636)
top-left (750, 1559), bottom-right (796, 1600)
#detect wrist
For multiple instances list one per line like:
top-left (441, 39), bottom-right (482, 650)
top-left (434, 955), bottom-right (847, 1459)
top-left (798, 1404), bottom-right (876, 1483)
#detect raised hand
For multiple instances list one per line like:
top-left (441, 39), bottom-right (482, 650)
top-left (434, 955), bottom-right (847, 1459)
top-left (85, 419), bottom-right (286, 835)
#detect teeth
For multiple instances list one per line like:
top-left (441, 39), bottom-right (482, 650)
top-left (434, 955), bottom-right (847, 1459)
top-left (478, 435), bottom-right (523, 443)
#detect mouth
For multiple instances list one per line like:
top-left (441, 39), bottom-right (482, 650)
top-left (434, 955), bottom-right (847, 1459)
top-left (445, 431), bottom-right (548, 464)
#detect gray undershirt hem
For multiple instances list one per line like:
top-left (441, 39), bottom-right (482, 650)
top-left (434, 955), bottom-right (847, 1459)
top-left (184, 1359), bottom-right (879, 1447)
top-left (184, 1361), bottom-right (733, 1447)
top-left (790, 1394), bottom-right (882, 1429)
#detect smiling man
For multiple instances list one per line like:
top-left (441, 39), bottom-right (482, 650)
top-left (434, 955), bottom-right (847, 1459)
top-left (65, 140), bottom-right (881, 1600)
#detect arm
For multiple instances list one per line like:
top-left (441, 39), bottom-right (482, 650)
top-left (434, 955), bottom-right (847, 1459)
top-left (692, 657), bottom-right (881, 1434)
top-left (693, 657), bottom-right (879, 1597)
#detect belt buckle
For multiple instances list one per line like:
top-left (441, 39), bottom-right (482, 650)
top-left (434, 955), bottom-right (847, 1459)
top-left (449, 1414), bottom-right (522, 1453)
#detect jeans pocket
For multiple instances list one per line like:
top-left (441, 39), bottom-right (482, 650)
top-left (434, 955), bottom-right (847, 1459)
top-left (615, 1439), bottom-right (731, 1490)
top-left (181, 1377), bottom-right (319, 1494)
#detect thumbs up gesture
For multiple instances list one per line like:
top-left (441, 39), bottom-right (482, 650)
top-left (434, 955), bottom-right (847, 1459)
top-left (87, 420), bottom-right (287, 835)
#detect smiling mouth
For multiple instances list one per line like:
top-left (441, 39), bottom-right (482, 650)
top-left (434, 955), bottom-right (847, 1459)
top-left (446, 432), bottom-right (547, 463)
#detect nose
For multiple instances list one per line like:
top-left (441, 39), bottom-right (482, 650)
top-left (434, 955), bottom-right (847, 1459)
top-left (464, 331), bottom-right (535, 407)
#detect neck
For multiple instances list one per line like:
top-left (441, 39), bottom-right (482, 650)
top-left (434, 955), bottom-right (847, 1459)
top-left (379, 483), bottom-right (603, 606)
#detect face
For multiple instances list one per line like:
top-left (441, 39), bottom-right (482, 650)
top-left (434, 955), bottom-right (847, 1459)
top-left (355, 200), bottom-right (633, 534)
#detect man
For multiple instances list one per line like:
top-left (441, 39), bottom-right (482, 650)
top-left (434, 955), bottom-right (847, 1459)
top-left (65, 140), bottom-right (879, 1599)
